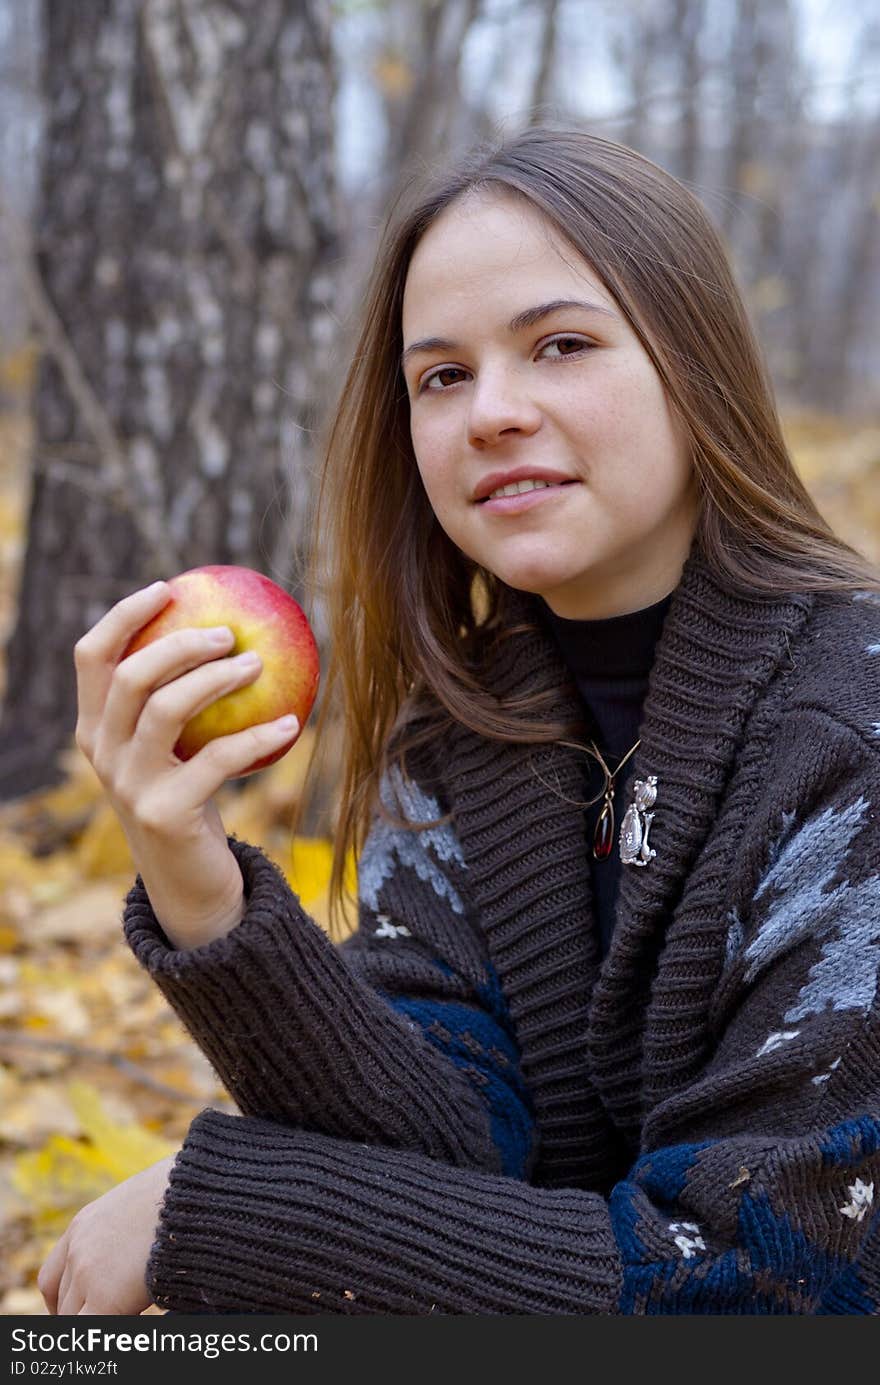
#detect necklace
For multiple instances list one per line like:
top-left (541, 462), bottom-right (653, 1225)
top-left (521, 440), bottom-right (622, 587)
top-left (588, 736), bottom-right (641, 860)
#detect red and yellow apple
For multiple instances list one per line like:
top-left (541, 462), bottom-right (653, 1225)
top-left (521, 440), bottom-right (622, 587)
top-left (121, 565), bottom-right (320, 777)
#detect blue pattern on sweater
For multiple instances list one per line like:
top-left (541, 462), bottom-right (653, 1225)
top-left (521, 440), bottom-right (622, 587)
top-left (739, 1191), bottom-right (849, 1306)
top-left (375, 980), bottom-right (536, 1178)
top-left (609, 1135), bottom-right (880, 1313)
top-left (819, 1114), bottom-right (880, 1164)
top-left (629, 1140), bottom-right (713, 1203)
top-left (608, 1177), bottom-right (762, 1315)
top-left (611, 1182), bottom-right (855, 1313)
top-left (817, 1259), bottom-right (878, 1313)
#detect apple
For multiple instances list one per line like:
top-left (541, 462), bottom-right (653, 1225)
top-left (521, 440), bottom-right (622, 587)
top-left (121, 565), bottom-right (320, 777)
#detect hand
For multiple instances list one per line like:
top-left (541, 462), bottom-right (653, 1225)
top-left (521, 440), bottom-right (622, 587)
top-left (73, 580), bottom-right (296, 946)
top-left (37, 1155), bottom-right (176, 1316)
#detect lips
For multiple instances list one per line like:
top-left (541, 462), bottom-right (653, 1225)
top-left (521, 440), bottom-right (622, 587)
top-left (477, 480), bottom-right (579, 503)
top-left (472, 467), bottom-right (579, 502)
top-left (477, 480), bottom-right (581, 516)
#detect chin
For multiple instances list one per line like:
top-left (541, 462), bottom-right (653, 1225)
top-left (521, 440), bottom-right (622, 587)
top-left (490, 552), bottom-right (581, 595)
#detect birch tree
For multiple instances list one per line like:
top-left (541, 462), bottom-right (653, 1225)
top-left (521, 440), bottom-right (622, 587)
top-left (0, 0), bottom-right (340, 797)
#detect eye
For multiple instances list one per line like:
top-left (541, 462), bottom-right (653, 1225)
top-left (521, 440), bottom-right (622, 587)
top-left (416, 335), bottom-right (594, 394)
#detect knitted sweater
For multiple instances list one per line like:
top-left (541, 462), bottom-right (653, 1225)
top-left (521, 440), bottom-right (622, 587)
top-left (123, 543), bottom-right (880, 1314)
top-left (539, 589), bottom-right (673, 955)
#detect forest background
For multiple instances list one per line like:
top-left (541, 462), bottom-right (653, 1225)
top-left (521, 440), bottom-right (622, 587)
top-left (0, 0), bottom-right (878, 1315)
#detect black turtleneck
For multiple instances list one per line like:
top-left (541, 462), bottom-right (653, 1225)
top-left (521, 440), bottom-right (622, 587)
top-left (538, 589), bottom-right (674, 956)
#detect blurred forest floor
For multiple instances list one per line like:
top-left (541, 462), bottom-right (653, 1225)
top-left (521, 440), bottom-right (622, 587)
top-left (0, 398), bottom-right (358, 1314)
top-left (0, 396), bottom-right (878, 1314)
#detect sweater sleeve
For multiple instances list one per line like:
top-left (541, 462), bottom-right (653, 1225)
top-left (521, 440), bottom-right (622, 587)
top-left (141, 717), bottom-right (880, 1315)
top-left (122, 755), bottom-right (537, 1180)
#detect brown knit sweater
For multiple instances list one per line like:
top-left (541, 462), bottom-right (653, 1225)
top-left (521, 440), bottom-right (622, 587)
top-left (123, 543), bottom-right (880, 1313)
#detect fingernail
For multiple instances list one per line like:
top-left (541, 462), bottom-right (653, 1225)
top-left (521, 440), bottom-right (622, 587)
top-left (208, 626), bottom-right (235, 645)
top-left (147, 580), bottom-right (169, 596)
top-left (274, 715), bottom-right (298, 733)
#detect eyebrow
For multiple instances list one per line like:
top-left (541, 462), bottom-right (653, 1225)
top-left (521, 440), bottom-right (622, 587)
top-left (400, 297), bottom-right (619, 370)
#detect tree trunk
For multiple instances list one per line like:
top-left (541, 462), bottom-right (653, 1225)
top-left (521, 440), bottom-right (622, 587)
top-left (0, 0), bottom-right (340, 799)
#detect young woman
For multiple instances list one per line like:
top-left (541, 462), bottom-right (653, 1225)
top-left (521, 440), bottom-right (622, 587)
top-left (44, 126), bottom-right (880, 1314)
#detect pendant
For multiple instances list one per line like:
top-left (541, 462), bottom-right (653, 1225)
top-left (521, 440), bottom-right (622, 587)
top-left (593, 795), bottom-right (614, 860)
top-left (620, 775), bottom-right (658, 866)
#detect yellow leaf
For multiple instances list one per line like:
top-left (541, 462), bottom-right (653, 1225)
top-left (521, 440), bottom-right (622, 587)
top-left (344, 846), bottom-right (356, 897)
top-left (9, 1081), bottom-right (176, 1227)
top-left (66, 1080), bottom-right (176, 1173)
top-left (284, 837), bottom-right (356, 910)
top-left (287, 836), bottom-right (334, 907)
top-left (75, 802), bottom-right (134, 878)
top-left (12, 1136), bottom-right (126, 1224)
top-left (29, 880), bottom-right (130, 945)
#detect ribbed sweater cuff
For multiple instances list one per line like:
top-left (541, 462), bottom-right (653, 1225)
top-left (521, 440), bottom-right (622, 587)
top-left (147, 1108), bottom-right (621, 1315)
top-left (122, 836), bottom-right (499, 1167)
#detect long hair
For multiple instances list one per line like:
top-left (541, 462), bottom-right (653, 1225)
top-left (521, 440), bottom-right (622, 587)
top-left (292, 124), bottom-right (880, 941)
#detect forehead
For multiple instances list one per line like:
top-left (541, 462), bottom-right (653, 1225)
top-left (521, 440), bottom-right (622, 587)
top-left (402, 191), bottom-right (611, 314)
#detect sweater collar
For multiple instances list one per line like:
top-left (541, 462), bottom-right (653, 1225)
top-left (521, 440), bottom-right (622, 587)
top-left (538, 589), bottom-right (675, 681)
top-left (442, 538), bottom-right (815, 1172)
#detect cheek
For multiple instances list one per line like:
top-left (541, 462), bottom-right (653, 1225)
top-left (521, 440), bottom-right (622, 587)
top-left (411, 427), bottom-right (458, 500)
top-left (584, 360), bottom-right (666, 430)
top-left (588, 372), bottom-right (687, 481)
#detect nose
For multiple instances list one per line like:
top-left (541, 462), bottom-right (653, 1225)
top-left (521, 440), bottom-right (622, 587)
top-left (466, 368), bottom-right (542, 446)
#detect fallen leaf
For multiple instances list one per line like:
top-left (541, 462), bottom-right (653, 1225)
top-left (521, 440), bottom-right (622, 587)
top-left (9, 1080), bottom-right (176, 1230)
top-left (28, 880), bottom-right (129, 945)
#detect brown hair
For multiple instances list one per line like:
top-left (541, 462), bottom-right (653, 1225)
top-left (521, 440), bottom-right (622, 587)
top-left (292, 124), bottom-right (880, 941)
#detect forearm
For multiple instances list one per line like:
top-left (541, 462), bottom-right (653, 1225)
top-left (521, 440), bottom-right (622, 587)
top-left (124, 836), bottom-right (526, 1172)
top-left (149, 1096), bottom-right (880, 1316)
top-left (147, 1110), bottom-right (619, 1315)
top-left (119, 819), bottom-right (248, 951)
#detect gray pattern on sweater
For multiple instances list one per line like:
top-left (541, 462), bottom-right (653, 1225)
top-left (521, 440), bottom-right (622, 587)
top-left (744, 794), bottom-right (871, 983)
top-left (784, 860), bottom-right (880, 1023)
top-left (357, 764), bottom-right (467, 917)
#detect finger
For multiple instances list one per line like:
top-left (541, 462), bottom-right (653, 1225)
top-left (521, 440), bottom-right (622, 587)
top-left (59, 1288), bottom-right (86, 1316)
top-left (37, 1228), bottom-right (69, 1314)
top-left (56, 1257), bottom-right (75, 1316)
top-left (111, 648), bottom-right (263, 781)
top-left (74, 582), bottom-right (172, 728)
top-left (162, 712), bottom-right (301, 806)
top-left (99, 626), bottom-right (241, 757)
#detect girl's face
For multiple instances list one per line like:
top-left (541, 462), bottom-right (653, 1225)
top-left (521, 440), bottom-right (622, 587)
top-left (401, 192), bottom-right (700, 619)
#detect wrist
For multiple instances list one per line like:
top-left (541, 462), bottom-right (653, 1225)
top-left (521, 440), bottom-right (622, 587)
top-left (158, 887), bottom-right (246, 950)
